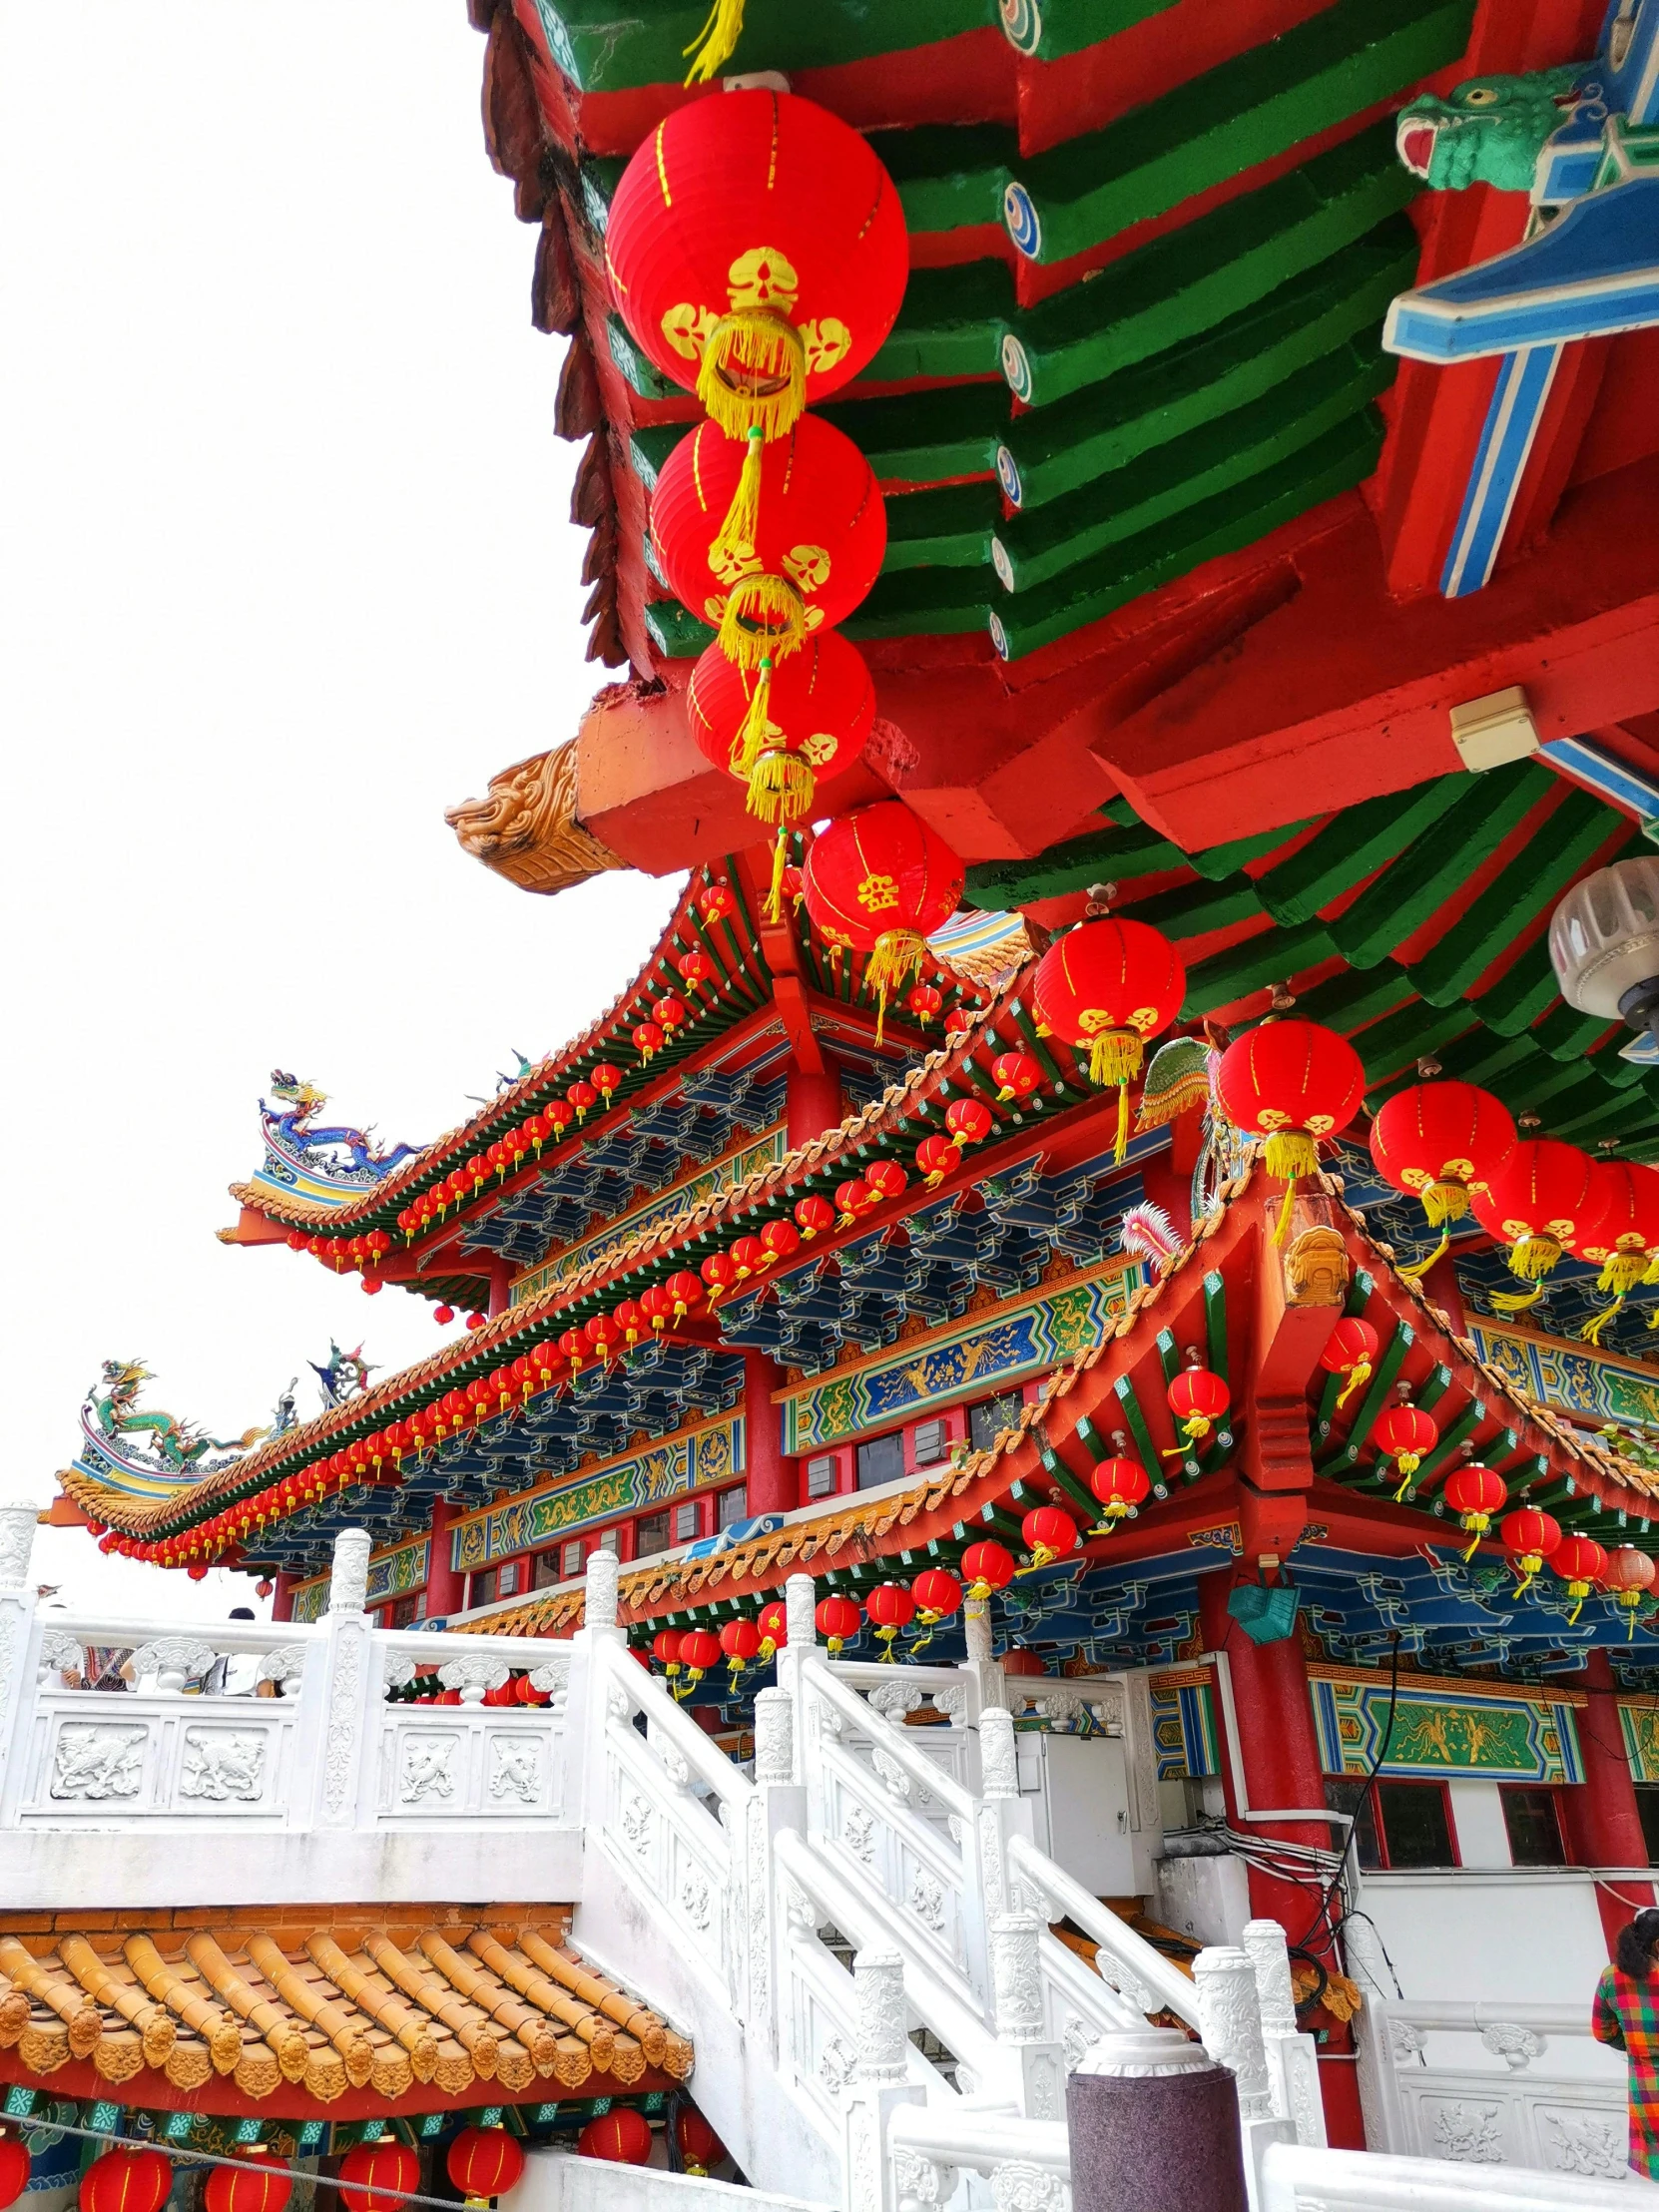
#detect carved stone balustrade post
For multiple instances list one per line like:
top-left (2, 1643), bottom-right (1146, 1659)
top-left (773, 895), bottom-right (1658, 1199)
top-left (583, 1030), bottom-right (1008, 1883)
top-left (562, 1543), bottom-right (627, 1834)
top-left (748, 1685), bottom-right (806, 2067)
top-left (310, 1528), bottom-right (375, 1829)
top-left (991, 1911), bottom-right (1068, 2121)
top-left (1243, 1919), bottom-right (1326, 2146)
top-left (841, 1949), bottom-right (920, 2212)
top-left (967, 1706), bottom-right (1029, 2012)
top-left (1069, 2026), bottom-right (1248, 2212)
top-left (960, 1592), bottom-right (1003, 1726)
top-left (775, 1572), bottom-right (818, 1785)
top-left (0, 1501), bottom-right (41, 1806)
top-left (1194, 1943), bottom-right (1291, 2191)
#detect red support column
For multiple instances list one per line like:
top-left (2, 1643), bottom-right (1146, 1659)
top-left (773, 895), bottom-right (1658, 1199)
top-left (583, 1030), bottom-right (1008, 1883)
top-left (486, 1260), bottom-right (514, 1320)
top-left (744, 1351), bottom-right (795, 1515)
top-left (788, 1059), bottom-right (843, 1151)
top-left (271, 1572), bottom-right (295, 1624)
top-left (1560, 1649), bottom-right (1654, 1954)
top-left (424, 1499), bottom-right (466, 1623)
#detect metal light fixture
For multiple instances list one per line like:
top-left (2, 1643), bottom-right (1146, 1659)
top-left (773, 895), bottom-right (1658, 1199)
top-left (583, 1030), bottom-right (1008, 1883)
top-left (1549, 856), bottom-right (1659, 1046)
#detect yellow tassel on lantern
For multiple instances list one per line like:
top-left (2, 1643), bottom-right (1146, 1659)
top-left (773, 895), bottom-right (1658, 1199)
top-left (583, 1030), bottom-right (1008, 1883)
top-left (866, 927), bottom-right (926, 1049)
top-left (1420, 1177), bottom-right (1471, 1226)
top-left (1460, 1515), bottom-right (1491, 1562)
top-left (731, 657), bottom-right (775, 777)
top-left (683, 0), bottom-right (746, 81)
top-left (696, 309), bottom-right (806, 439)
top-left (1601, 1247), bottom-right (1651, 1296)
top-left (711, 426), bottom-right (766, 580)
top-left (1263, 1128), bottom-right (1320, 1248)
top-left (1491, 1232), bottom-right (1562, 1312)
top-left (1335, 1360), bottom-right (1373, 1409)
top-left (766, 829), bottom-right (790, 925)
top-left (1398, 1230), bottom-right (1450, 1281)
top-left (1390, 1452), bottom-right (1421, 1502)
top-left (748, 748), bottom-right (815, 827)
top-left (1581, 1300), bottom-right (1623, 1346)
top-left (719, 573), bottom-right (807, 670)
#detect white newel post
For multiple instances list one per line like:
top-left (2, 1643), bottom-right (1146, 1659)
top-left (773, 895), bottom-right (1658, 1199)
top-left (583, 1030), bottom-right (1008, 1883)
top-left (750, 1683), bottom-right (805, 2064)
top-left (960, 1592), bottom-right (1003, 1733)
top-left (311, 1528), bottom-right (376, 1829)
top-left (990, 1911), bottom-right (1067, 2120)
top-left (0, 1503), bottom-right (41, 1807)
top-left (1243, 1919), bottom-right (1326, 2147)
top-left (842, 1948), bottom-right (919, 2212)
top-left (1194, 1942), bottom-right (1291, 2201)
top-left (776, 1572), bottom-right (818, 1783)
top-left (968, 1706), bottom-right (1027, 2007)
top-left (562, 1545), bottom-right (624, 1835)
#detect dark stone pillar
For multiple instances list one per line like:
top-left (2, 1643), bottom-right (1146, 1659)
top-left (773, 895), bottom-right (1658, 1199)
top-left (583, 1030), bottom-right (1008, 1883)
top-left (1068, 2032), bottom-right (1248, 2212)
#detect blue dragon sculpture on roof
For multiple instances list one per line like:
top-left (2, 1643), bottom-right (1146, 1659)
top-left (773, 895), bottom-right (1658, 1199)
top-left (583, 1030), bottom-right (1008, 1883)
top-left (252, 1070), bottom-right (418, 1210)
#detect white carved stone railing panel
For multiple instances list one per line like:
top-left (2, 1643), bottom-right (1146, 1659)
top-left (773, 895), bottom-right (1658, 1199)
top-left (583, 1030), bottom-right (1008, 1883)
top-left (16, 1695), bottom-right (301, 1823)
top-left (1356, 1993), bottom-right (1630, 2185)
top-left (374, 1707), bottom-right (565, 1823)
top-left (1259, 2138), bottom-right (1643, 2210)
top-left (1008, 1831), bottom-right (1198, 2029)
top-left (887, 2102), bottom-right (1072, 2212)
top-left (818, 1735), bottom-right (970, 1980)
top-left (601, 1707), bottom-right (737, 2002)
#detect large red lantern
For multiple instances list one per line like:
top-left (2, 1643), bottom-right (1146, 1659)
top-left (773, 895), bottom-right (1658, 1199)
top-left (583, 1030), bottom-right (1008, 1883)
top-left (674, 2108), bottom-right (726, 2176)
top-left (916, 1134), bottom-right (959, 1186)
top-left (815, 1594), bottom-right (861, 1652)
top-left (82, 2152), bottom-right (173, 2212)
top-left (759, 1599), bottom-right (789, 1656)
top-left (576, 2110), bottom-right (653, 2165)
top-left (1166, 1365), bottom-right (1230, 1453)
top-left (1441, 1463), bottom-right (1507, 1559)
top-left (337, 2144), bottom-right (419, 2212)
top-left (652, 1628), bottom-right (683, 1678)
top-left (1470, 1140), bottom-right (1598, 1311)
top-left (1216, 1020), bottom-right (1365, 1232)
top-left (1376, 1401), bottom-right (1438, 1496)
top-left (0, 2140), bottom-right (28, 2212)
top-left (1369, 1081), bottom-right (1516, 1264)
top-left (961, 1540), bottom-right (1016, 1597)
top-left (205, 2154), bottom-right (291, 2212)
top-left (651, 416), bottom-right (885, 672)
top-left (606, 90), bottom-right (906, 410)
top-left (1549, 1534), bottom-right (1608, 1624)
top-left (1501, 1507), bottom-right (1561, 1596)
top-left (688, 629), bottom-right (874, 828)
top-left (911, 1568), bottom-right (962, 1620)
top-left (1319, 1317), bottom-right (1379, 1410)
top-left (944, 1098), bottom-right (991, 1147)
top-left (1089, 1456), bottom-right (1151, 1531)
top-left (1578, 1162), bottom-right (1659, 1338)
top-left (676, 1629), bottom-right (721, 1686)
top-left (992, 1052), bottom-right (1042, 1102)
top-left (446, 2128), bottom-right (524, 2208)
top-left (1021, 1505), bottom-right (1078, 1570)
top-left (720, 1616), bottom-right (763, 1686)
top-left (864, 1582), bottom-right (916, 1658)
top-left (796, 1194), bottom-right (836, 1240)
top-left (1032, 920), bottom-right (1185, 1159)
top-left (1602, 1546), bottom-right (1657, 1638)
top-left (802, 803), bottom-right (964, 1035)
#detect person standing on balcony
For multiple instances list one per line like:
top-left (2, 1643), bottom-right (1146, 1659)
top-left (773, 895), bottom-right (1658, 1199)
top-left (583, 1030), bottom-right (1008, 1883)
top-left (1592, 1907), bottom-right (1659, 2179)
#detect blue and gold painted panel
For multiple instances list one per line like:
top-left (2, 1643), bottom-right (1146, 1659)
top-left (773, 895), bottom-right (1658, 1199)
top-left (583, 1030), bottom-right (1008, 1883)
top-left (1620, 1699), bottom-right (1659, 1783)
top-left (1469, 1322), bottom-right (1659, 1434)
top-left (511, 1130), bottom-right (787, 1304)
top-left (1311, 1669), bottom-right (1583, 1783)
top-left (1149, 1669), bottom-right (1220, 1780)
top-left (290, 1533), bottom-right (429, 1622)
top-left (781, 1262), bottom-right (1141, 1454)
top-left (450, 1415), bottom-right (742, 1572)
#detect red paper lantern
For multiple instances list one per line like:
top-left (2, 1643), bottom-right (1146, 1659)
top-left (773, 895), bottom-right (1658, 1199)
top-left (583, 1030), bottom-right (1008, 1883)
top-left (802, 804), bottom-right (964, 1032)
top-left (652, 1629), bottom-right (683, 1676)
top-left (591, 1063), bottom-right (623, 1106)
top-left (816, 1594), bottom-right (861, 1652)
top-left (720, 1617), bottom-right (763, 1682)
top-left (1470, 1139), bottom-right (1599, 1310)
top-left (1033, 920), bottom-right (1185, 1157)
top-left (1376, 1402), bottom-right (1438, 1494)
top-left (1602, 1545), bottom-right (1657, 1636)
top-left (606, 89), bottom-right (906, 408)
top-left (761, 1217), bottom-right (801, 1265)
top-left (567, 1079), bottom-right (598, 1122)
top-left (911, 1568), bottom-right (962, 1618)
top-left (759, 1599), bottom-right (789, 1655)
top-left (1319, 1317), bottom-right (1379, 1409)
top-left (1442, 1463), bottom-right (1507, 1558)
top-left (730, 1234), bottom-right (767, 1278)
top-left (795, 1194), bottom-right (835, 1239)
top-left (678, 949), bottom-right (715, 988)
top-left (434, 1304), bottom-right (455, 1325)
top-left (0, 2139), bottom-right (29, 2212)
top-left (654, 993), bottom-right (689, 1033)
top-left (1215, 1020), bottom-right (1365, 1207)
top-left (961, 1539), bottom-right (1016, 1595)
top-left (1369, 1081), bottom-right (1516, 1249)
top-left (677, 1629), bottom-right (721, 1682)
top-left (1501, 1507), bottom-right (1561, 1595)
top-left (688, 628), bottom-right (874, 827)
top-left (864, 1582), bottom-right (915, 1656)
top-left (916, 1135), bottom-right (959, 1186)
top-left (1549, 1534), bottom-right (1609, 1623)
top-left (674, 2107), bottom-right (726, 2176)
top-left (576, 2110), bottom-right (653, 2165)
top-left (665, 1270), bottom-right (705, 1321)
top-left (557, 1325), bottom-right (588, 1373)
top-left (1579, 1160), bottom-right (1659, 1312)
top-left (614, 1299), bottom-right (647, 1349)
top-left (1021, 1505), bottom-right (1077, 1569)
top-left (1089, 1456), bottom-right (1151, 1530)
top-left (702, 1251), bottom-right (738, 1303)
top-left (82, 2152), bottom-right (173, 2212)
top-left (992, 1051), bottom-right (1041, 1102)
top-left (446, 2129), bottom-right (524, 2208)
top-left (1000, 1647), bottom-right (1048, 1677)
top-left (944, 1098), bottom-right (991, 1148)
top-left (863, 1159), bottom-right (907, 1204)
top-left (1167, 1366), bottom-right (1230, 1452)
top-left (835, 1178), bottom-right (872, 1224)
top-left (633, 1021), bottom-right (666, 1062)
top-left (652, 416), bottom-right (885, 672)
top-left (584, 1312), bottom-right (621, 1361)
top-left (907, 983), bottom-right (943, 1027)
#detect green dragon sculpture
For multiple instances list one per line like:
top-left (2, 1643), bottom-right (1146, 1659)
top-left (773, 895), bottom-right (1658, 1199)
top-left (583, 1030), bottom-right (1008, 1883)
top-left (1395, 66), bottom-right (1585, 194)
top-left (89, 1361), bottom-right (264, 1472)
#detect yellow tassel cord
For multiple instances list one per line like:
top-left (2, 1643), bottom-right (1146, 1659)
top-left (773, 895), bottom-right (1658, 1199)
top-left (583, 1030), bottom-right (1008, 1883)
top-left (1335, 1360), bottom-right (1373, 1409)
top-left (1017, 1544), bottom-right (1060, 1577)
top-left (876, 1628), bottom-right (899, 1665)
top-left (1581, 1299), bottom-right (1624, 1346)
top-left (765, 830), bottom-right (790, 925)
top-left (731, 658), bottom-right (775, 777)
top-left (1420, 1177), bottom-right (1471, 1227)
top-left (1080, 1027), bottom-right (1144, 1165)
top-left (696, 310), bottom-right (806, 440)
top-left (682, 0), bottom-right (746, 81)
top-left (1397, 1229), bottom-right (1450, 1282)
top-left (1160, 1416), bottom-right (1210, 1460)
top-left (1460, 1516), bottom-right (1491, 1562)
top-left (1601, 1249), bottom-right (1651, 1296)
top-left (1263, 1128), bottom-right (1320, 1248)
top-left (1490, 1232), bottom-right (1562, 1313)
top-left (710, 426), bottom-right (766, 580)
top-left (866, 928), bottom-right (926, 1050)
top-left (719, 573), bottom-right (807, 670)
top-left (1567, 1587), bottom-right (1590, 1627)
top-left (1511, 1560), bottom-right (1544, 1598)
top-left (1390, 1452), bottom-right (1422, 1503)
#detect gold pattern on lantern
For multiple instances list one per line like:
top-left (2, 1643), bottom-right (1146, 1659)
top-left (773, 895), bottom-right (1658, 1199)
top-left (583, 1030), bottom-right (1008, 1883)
top-left (801, 319), bottom-right (851, 374)
top-left (784, 544), bottom-right (831, 590)
top-left (727, 247), bottom-right (801, 312)
top-left (802, 732), bottom-right (837, 766)
top-left (661, 303), bottom-right (721, 359)
top-left (856, 871), bottom-right (900, 913)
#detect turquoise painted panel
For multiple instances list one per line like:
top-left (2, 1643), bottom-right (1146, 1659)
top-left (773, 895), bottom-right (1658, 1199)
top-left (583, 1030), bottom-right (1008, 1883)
top-left (1312, 1674), bottom-right (1582, 1783)
top-left (1469, 1322), bottom-right (1659, 1434)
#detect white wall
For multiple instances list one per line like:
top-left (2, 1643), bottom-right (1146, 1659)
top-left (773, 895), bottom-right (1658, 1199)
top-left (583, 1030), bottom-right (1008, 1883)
top-left (1445, 1781), bottom-right (1512, 1871)
top-left (1353, 1870), bottom-right (1610, 2009)
top-left (518, 2145), bottom-right (825, 2212)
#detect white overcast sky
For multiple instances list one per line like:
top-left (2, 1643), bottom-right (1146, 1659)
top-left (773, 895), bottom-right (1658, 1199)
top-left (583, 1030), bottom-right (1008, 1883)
top-left (0, 5), bottom-right (677, 1619)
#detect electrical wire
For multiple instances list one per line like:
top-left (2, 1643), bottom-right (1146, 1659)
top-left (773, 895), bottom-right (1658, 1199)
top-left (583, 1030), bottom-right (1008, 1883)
top-left (1294, 1630), bottom-right (1402, 1972)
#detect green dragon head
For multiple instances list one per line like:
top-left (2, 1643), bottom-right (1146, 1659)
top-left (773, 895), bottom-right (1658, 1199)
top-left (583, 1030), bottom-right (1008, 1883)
top-left (1395, 66), bottom-right (1584, 194)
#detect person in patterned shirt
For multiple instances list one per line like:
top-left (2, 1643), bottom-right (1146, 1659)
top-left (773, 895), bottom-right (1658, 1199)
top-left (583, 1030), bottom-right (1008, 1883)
top-left (1592, 1907), bottom-right (1659, 2180)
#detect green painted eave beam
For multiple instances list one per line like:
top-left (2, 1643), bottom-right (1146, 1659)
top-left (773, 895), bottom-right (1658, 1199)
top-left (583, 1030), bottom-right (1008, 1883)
top-left (1003, 0), bottom-right (1475, 266)
top-left (529, 0), bottom-right (991, 97)
top-left (1254, 775), bottom-right (1466, 928)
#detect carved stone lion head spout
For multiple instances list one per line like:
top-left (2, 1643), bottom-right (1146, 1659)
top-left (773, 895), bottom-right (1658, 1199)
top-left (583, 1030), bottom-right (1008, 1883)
top-left (445, 738), bottom-right (624, 898)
